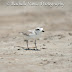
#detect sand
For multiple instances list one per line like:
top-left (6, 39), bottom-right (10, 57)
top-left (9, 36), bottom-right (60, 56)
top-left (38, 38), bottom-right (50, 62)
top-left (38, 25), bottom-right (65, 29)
top-left (0, 0), bottom-right (72, 72)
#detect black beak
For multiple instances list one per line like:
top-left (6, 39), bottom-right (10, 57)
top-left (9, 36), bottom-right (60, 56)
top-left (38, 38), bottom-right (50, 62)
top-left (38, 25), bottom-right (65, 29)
top-left (42, 30), bottom-right (44, 32)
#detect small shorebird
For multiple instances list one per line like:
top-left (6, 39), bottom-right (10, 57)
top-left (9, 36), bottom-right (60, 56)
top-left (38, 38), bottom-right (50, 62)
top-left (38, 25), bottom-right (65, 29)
top-left (20, 27), bottom-right (45, 50)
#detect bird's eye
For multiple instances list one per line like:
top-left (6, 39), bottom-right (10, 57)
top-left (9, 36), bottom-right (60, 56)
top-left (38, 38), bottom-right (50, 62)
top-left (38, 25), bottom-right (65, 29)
top-left (36, 29), bottom-right (39, 30)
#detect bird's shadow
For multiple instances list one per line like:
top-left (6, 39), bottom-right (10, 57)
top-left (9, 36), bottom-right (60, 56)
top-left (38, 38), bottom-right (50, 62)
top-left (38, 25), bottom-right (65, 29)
top-left (14, 46), bottom-right (40, 51)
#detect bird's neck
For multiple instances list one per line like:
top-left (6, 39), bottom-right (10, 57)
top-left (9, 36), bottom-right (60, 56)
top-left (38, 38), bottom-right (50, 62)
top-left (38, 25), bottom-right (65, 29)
top-left (35, 31), bottom-right (41, 35)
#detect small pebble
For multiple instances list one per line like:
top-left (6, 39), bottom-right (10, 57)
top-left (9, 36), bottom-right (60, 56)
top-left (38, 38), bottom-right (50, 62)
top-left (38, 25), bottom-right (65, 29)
top-left (53, 62), bottom-right (56, 63)
top-left (44, 38), bottom-right (48, 40)
top-left (68, 60), bottom-right (69, 61)
top-left (37, 39), bottom-right (40, 40)
top-left (61, 54), bottom-right (63, 56)
top-left (56, 53), bottom-right (58, 54)
top-left (69, 33), bottom-right (72, 36)
top-left (47, 41), bottom-right (50, 43)
top-left (9, 62), bottom-right (11, 63)
top-left (42, 48), bottom-right (46, 49)
top-left (0, 57), bottom-right (3, 59)
top-left (43, 44), bottom-right (46, 46)
top-left (17, 49), bottom-right (20, 50)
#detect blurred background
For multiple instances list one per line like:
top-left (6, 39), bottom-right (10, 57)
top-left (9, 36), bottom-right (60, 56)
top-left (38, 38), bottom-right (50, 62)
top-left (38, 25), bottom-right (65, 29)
top-left (0, 0), bottom-right (72, 36)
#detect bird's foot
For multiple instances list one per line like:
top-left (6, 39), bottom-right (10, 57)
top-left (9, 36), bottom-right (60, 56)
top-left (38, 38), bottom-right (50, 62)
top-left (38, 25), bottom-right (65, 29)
top-left (35, 46), bottom-right (38, 50)
top-left (25, 48), bottom-right (30, 50)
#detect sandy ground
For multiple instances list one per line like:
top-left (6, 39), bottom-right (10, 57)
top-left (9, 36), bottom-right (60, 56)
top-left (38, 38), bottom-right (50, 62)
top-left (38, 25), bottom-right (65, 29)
top-left (0, 0), bottom-right (72, 72)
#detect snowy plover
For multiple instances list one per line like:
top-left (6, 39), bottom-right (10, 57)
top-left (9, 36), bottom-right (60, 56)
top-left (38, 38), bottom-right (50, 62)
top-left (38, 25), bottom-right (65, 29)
top-left (20, 27), bottom-right (44, 50)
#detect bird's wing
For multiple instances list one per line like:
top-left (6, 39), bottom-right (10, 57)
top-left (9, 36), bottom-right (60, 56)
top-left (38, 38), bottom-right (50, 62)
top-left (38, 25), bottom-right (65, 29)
top-left (28, 29), bottom-right (35, 34)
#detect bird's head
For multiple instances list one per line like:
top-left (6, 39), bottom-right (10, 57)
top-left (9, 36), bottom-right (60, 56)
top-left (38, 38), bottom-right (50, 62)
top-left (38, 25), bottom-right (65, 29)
top-left (35, 27), bottom-right (45, 35)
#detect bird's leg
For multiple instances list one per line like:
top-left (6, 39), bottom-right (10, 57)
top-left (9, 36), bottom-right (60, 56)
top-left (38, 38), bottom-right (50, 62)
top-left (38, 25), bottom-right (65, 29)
top-left (26, 40), bottom-right (29, 50)
top-left (35, 40), bottom-right (37, 49)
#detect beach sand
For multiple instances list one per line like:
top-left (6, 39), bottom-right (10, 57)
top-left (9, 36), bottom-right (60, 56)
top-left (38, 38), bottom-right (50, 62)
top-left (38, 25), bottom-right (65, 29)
top-left (0, 0), bottom-right (72, 72)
